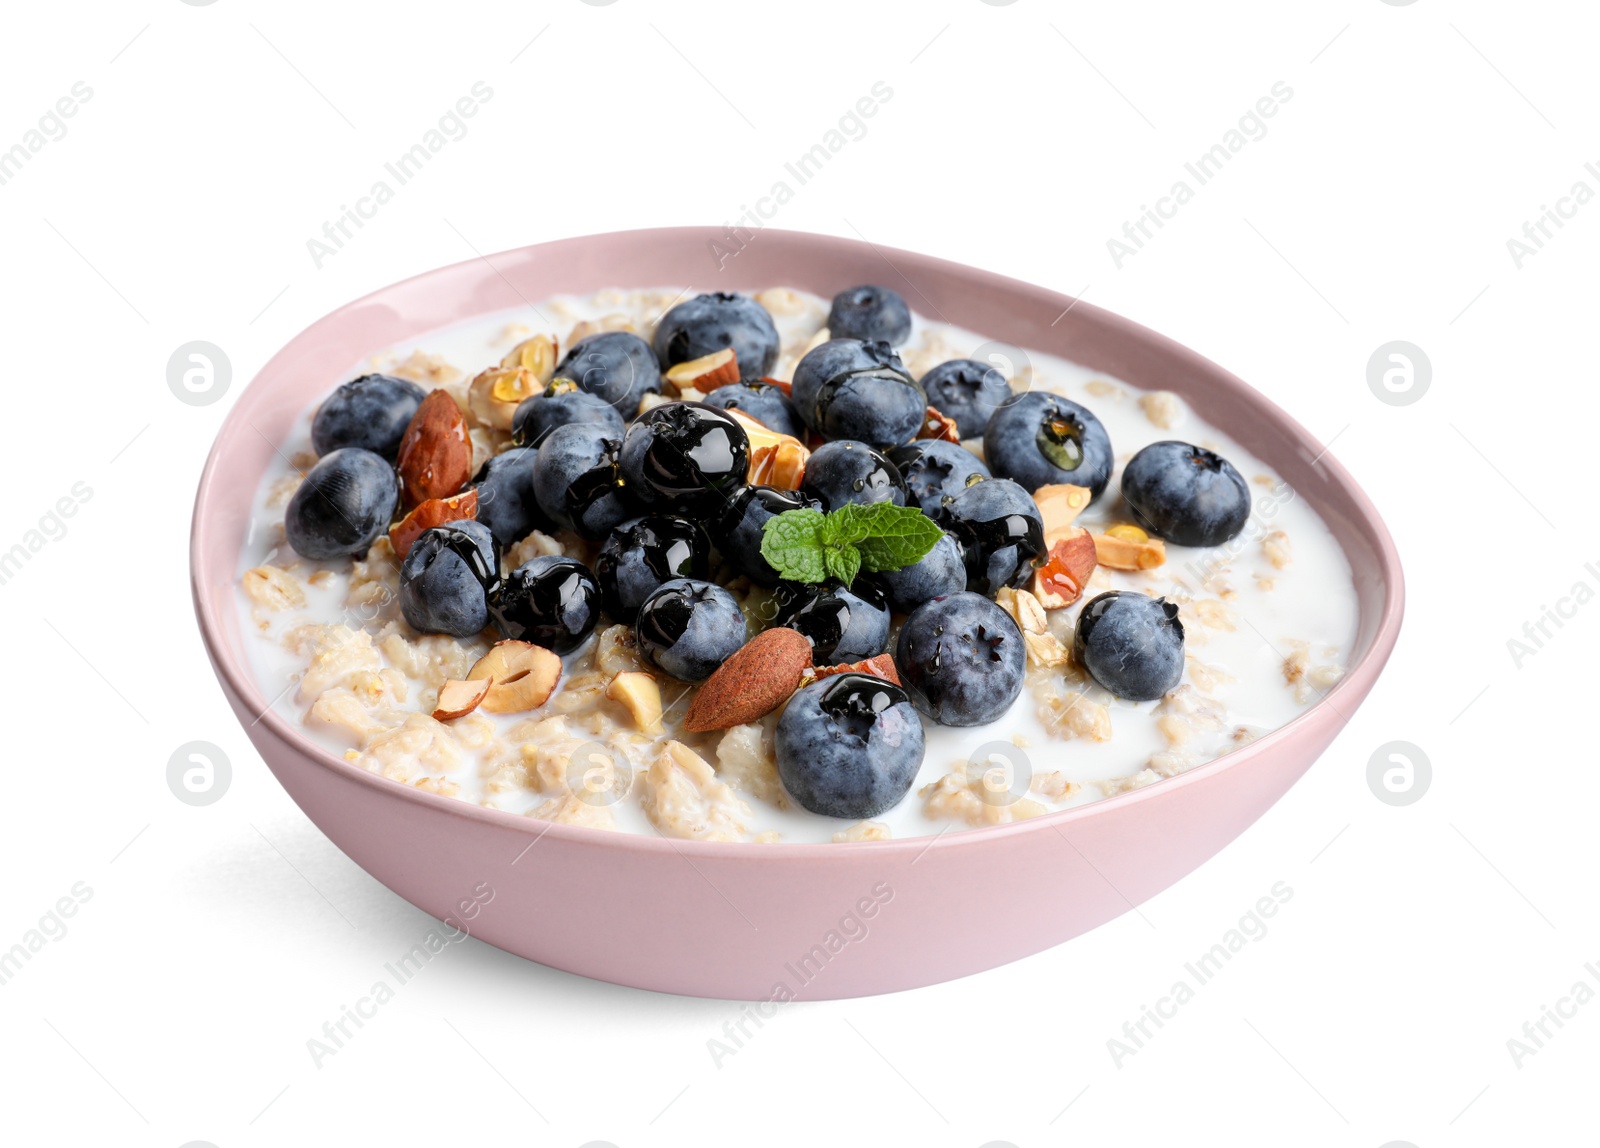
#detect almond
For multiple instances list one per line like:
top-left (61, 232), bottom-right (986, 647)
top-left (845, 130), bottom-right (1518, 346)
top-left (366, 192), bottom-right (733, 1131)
top-left (396, 389), bottom-right (472, 510)
top-left (1094, 529), bottom-right (1166, 571)
top-left (812, 653), bottom-right (902, 687)
top-left (1033, 527), bottom-right (1098, 608)
top-left (499, 332), bottom-right (558, 378)
top-left (726, 409), bottom-right (810, 490)
top-left (466, 640), bottom-right (562, 714)
top-left (433, 677), bottom-right (491, 720)
top-left (606, 671), bottom-right (664, 735)
top-left (664, 347), bottom-right (740, 394)
top-left (758, 375), bottom-right (793, 397)
top-left (389, 489), bottom-right (479, 559)
top-left (916, 406), bottom-right (961, 443)
top-left (684, 627), bottom-right (813, 732)
top-left (468, 366), bottom-right (540, 432)
top-left (1034, 483), bottom-right (1093, 542)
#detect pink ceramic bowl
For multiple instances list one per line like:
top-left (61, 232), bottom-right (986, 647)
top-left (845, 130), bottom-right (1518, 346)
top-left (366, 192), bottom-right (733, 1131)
top-left (191, 227), bottom-right (1403, 1000)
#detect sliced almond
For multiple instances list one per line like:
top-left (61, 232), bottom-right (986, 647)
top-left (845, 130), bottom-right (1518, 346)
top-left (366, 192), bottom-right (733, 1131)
top-left (396, 389), bottom-right (472, 510)
top-left (468, 366), bottom-right (540, 432)
top-left (810, 653), bottom-right (902, 687)
top-left (389, 489), bottom-right (479, 559)
top-left (726, 409), bottom-right (811, 491)
top-left (1034, 483), bottom-right (1093, 542)
top-left (1032, 527), bottom-right (1098, 608)
top-left (1094, 530), bottom-right (1166, 571)
top-left (433, 677), bottom-right (492, 720)
top-left (466, 640), bottom-right (562, 714)
top-left (499, 333), bottom-right (558, 379)
top-left (915, 406), bottom-right (961, 443)
top-left (664, 347), bottom-right (740, 394)
top-left (606, 671), bottom-right (664, 735)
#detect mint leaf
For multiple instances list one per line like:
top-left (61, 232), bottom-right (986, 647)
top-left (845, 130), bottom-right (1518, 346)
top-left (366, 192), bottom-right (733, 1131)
top-left (852, 503), bottom-right (946, 572)
top-left (823, 540), bottom-right (862, 585)
top-left (760, 509), bottom-right (827, 583)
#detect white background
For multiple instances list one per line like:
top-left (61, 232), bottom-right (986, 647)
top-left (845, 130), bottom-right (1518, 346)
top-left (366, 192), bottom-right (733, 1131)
top-left (1, 1), bottom-right (1593, 1145)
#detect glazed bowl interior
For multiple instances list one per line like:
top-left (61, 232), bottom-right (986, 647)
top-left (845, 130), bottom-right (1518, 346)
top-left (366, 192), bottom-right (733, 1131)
top-left (191, 227), bottom-right (1402, 996)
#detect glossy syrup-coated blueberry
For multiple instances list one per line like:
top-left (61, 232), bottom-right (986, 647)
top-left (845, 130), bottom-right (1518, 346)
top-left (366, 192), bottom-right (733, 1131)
top-left (776, 673), bottom-right (925, 820)
top-left (872, 531), bottom-right (968, 614)
top-left (790, 338), bottom-right (911, 436)
top-left (774, 579), bottom-right (891, 664)
top-left (529, 422), bottom-right (631, 539)
top-left (700, 380), bottom-right (804, 439)
top-left (1120, 440), bottom-right (1252, 547)
top-left (553, 331), bottom-right (661, 415)
top-left (490, 555), bottom-right (601, 654)
top-left (895, 591), bottom-right (1026, 726)
top-left (618, 401), bottom-right (751, 515)
top-left (510, 387), bottom-right (625, 448)
top-left (826, 285), bottom-right (913, 346)
top-left (470, 447), bottom-right (548, 547)
top-left (982, 391), bottom-right (1114, 498)
top-left (799, 440), bottom-right (906, 511)
top-left (595, 515), bottom-right (710, 623)
top-left (310, 374), bottom-right (426, 460)
top-left (652, 292), bottom-right (780, 379)
top-left (399, 521), bottom-right (500, 638)
top-left (886, 439), bottom-right (991, 520)
top-left (919, 358), bottom-right (1012, 440)
top-left (711, 485), bottom-right (823, 587)
top-left (814, 354), bottom-right (925, 448)
top-left (285, 447), bottom-right (400, 560)
top-left (1073, 591), bottom-right (1186, 701)
top-left (943, 478), bottom-right (1046, 597)
top-left (634, 577), bottom-right (747, 682)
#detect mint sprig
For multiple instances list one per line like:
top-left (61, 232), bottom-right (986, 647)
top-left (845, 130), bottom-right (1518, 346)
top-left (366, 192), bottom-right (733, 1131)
top-left (761, 502), bottom-right (944, 585)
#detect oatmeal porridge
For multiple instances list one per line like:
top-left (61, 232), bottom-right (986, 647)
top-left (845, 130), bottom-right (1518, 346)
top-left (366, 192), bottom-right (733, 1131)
top-left (236, 283), bottom-right (1358, 843)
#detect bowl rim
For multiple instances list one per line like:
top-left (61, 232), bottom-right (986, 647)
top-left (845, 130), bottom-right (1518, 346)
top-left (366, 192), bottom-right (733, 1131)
top-left (191, 225), bottom-right (1405, 862)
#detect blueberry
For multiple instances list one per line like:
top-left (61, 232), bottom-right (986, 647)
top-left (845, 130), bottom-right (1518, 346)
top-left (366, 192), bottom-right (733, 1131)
top-left (799, 440), bottom-right (906, 511)
top-left (285, 448), bottom-right (400, 560)
top-left (634, 578), bottom-right (747, 682)
top-left (711, 485), bottom-right (823, 586)
top-left (982, 392), bottom-right (1114, 498)
top-left (652, 292), bottom-right (780, 379)
top-left (895, 592), bottom-right (1026, 726)
top-left (399, 521), bottom-right (499, 638)
top-left (490, 555), bottom-right (601, 653)
top-left (886, 439), bottom-right (991, 519)
top-left (701, 380), bottom-right (804, 439)
top-left (826, 285), bottom-right (913, 346)
top-left (790, 338), bottom-right (920, 443)
top-left (1120, 440), bottom-right (1252, 547)
top-left (872, 532), bottom-right (967, 614)
top-left (774, 579), bottom-right (890, 663)
top-left (553, 331), bottom-right (661, 415)
top-left (618, 401), bottom-right (750, 515)
top-left (529, 423), bottom-right (631, 539)
top-left (470, 447), bottom-right (548, 547)
top-left (595, 515), bottom-right (710, 622)
top-left (943, 478), bottom-right (1046, 597)
top-left (510, 385), bottom-right (625, 448)
top-left (1073, 591), bottom-right (1185, 701)
top-left (919, 359), bottom-right (1011, 440)
top-left (310, 374), bottom-right (426, 461)
top-left (776, 673), bottom-right (924, 820)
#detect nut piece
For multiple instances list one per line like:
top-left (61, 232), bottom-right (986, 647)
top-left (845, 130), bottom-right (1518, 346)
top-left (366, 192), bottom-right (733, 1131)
top-left (466, 640), bottom-right (562, 714)
top-left (1034, 483), bottom-right (1093, 542)
top-left (606, 671), bottom-right (664, 735)
top-left (468, 366), bottom-right (540, 432)
top-left (684, 627), bottom-right (813, 732)
top-left (915, 406), bottom-right (961, 443)
top-left (1033, 527), bottom-right (1098, 608)
top-left (396, 389), bottom-right (473, 510)
top-left (1094, 530), bottom-right (1166, 571)
top-left (433, 677), bottom-right (492, 720)
top-left (727, 409), bottom-right (811, 491)
top-left (664, 347), bottom-right (740, 394)
top-left (499, 333), bottom-right (558, 379)
top-left (811, 653), bottom-right (902, 687)
top-left (389, 489), bottom-right (479, 559)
